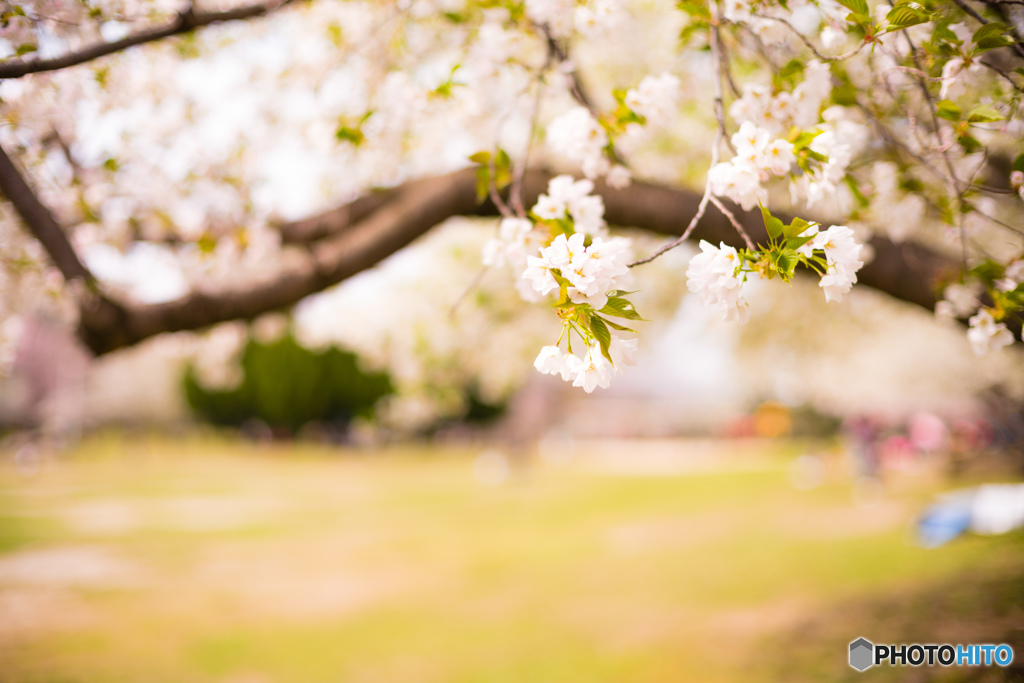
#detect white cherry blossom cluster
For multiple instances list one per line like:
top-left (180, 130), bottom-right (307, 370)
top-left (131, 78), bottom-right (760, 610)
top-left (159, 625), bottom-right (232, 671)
top-left (796, 224), bottom-right (865, 303)
top-left (530, 175), bottom-right (608, 233)
top-left (936, 261), bottom-right (1024, 356)
top-left (523, 177), bottom-right (631, 311)
top-left (685, 221), bottom-right (866, 324)
top-left (524, 0), bottom-right (625, 40)
top-left (524, 230), bottom-right (630, 310)
top-left (481, 175), bottom-right (639, 392)
top-left (624, 73), bottom-right (681, 126)
top-left (967, 310), bottom-right (1015, 357)
top-left (546, 106), bottom-right (612, 180)
top-left (729, 61), bottom-right (833, 135)
top-left (534, 334), bottom-right (637, 393)
top-left (686, 241), bottom-right (752, 324)
top-left (790, 112), bottom-right (869, 208)
top-left (708, 122), bottom-right (795, 211)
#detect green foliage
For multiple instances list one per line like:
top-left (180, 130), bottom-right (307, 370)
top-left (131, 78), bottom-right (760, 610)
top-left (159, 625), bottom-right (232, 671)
top-left (677, 0), bottom-right (711, 46)
top-left (885, 2), bottom-right (934, 32)
top-left (183, 332), bottom-right (393, 433)
top-left (972, 22), bottom-right (1016, 53)
top-left (789, 128), bottom-right (828, 172)
top-left (432, 64), bottom-right (465, 98)
top-left (756, 206), bottom-right (824, 281)
top-left (335, 111), bottom-right (374, 146)
top-left (469, 148), bottom-right (512, 202)
top-left (462, 386), bottom-right (507, 424)
top-left (935, 99), bottom-right (962, 121)
top-left (773, 60), bottom-right (805, 91)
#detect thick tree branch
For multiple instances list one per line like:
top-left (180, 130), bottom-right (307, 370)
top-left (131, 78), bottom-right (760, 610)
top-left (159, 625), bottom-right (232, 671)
top-left (80, 170), bottom-right (493, 354)
top-left (1, 159), bottom-right (956, 355)
top-left (0, 144), bottom-right (93, 282)
top-left (278, 187), bottom-right (400, 244)
top-left (0, 0), bottom-right (297, 79)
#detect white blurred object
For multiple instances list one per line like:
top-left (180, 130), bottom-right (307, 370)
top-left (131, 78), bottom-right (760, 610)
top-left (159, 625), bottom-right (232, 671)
top-left (971, 484), bottom-right (1024, 535)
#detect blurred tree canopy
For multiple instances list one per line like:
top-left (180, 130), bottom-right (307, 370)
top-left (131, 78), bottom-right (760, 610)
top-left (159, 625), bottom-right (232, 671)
top-left (183, 332), bottom-right (392, 433)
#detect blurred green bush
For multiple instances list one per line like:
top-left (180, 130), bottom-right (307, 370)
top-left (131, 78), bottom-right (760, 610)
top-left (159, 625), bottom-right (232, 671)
top-left (183, 332), bottom-right (392, 433)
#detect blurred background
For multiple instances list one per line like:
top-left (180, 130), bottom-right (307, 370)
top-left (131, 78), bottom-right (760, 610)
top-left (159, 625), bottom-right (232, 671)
top-left (2, 0), bottom-right (1024, 680)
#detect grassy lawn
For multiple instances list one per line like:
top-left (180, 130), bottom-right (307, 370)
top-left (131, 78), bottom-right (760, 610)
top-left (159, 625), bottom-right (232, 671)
top-left (0, 432), bottom-right (1021, 682)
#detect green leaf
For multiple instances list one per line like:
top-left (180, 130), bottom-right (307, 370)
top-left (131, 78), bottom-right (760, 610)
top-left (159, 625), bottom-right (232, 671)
top-left (605, 289), bottom-right (638, 298)
top-left (335, 126), bottom-right (364, 145)
top-left (475, 167), bottom-right (490, 203)
top-left (760, 204), bottom-right (785, 240)
top-left (599, 296), bottom-right (644, 321)
top-left (783, 216), bottom-right (812, 240)
top-left (836, 0), bottom-right (869, 18)
top-left (602, 318), bottom-right (637, 333)
top-left (935, 99), bottom-right (962, 121)
top-left (786, 233), bottom-right (816, 250)
top-left (1013, 154), bottom-right (1024, 173)
top-left (969, 258), bottom-right (1003, 282)
top-left (468, 151), bottom-right (491, 165)
top-left (589, 314), bottom-right (613, 363)
top-left (803, 148), bottom-right (830, 163)
top-left (774, 59), bottom-right (806, 89)
top-left (958, 133), bottom-right (981, 154)
top-left (885, 2), bottom-right (932, 31)
top-left (972, 22), bottom-right (1015, 52)
top-left (967, 104), bottom-right (1003, 123)
top-left (494, 148), bottom-right (512, 190)
top-left (553, 286), bottom-right (574, 309)
top-left (15, 43), bottom-right (36, 56)
top-left (771, 248), bottom-right (800, 280)
top-left (789, 128), bottom-right (824, 150)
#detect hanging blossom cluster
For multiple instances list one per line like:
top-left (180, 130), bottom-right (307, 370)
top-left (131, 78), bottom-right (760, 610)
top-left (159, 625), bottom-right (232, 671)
top-left (482, 175), bottom-right (640, 392)
top-left (708, 122), bottom-right (795, 211)
top-left (547, 72), bottom-right (680, 184)
top-left (937, 260), bottom-right (1024, 356)
top-left (721, 61), bottom-right (867, 209)
top-left (687, 212), bottom-right (865, 324)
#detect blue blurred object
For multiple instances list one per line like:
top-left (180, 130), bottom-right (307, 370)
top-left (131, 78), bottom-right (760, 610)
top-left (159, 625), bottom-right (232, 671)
top-left (916, 495), bottom-right (973, 548)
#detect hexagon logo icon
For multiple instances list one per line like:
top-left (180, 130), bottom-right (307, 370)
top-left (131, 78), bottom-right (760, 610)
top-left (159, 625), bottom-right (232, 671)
top-left (849, 638), bottom-right (874, 671)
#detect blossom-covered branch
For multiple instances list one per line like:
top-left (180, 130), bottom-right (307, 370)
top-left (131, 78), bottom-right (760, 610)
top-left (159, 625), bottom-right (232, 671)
top-left (0, 0), bottom-right (299, 79)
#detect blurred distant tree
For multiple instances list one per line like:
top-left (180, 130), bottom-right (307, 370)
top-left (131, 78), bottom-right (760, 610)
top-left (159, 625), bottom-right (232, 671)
top-left (0, 0), bottom-right (1021, 395)
top-left (183, 332), bottom-right (392, 433)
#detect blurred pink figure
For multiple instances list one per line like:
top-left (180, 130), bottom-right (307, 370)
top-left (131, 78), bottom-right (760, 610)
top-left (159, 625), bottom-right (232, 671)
top-left (909, 412), bottom-right (949, 453)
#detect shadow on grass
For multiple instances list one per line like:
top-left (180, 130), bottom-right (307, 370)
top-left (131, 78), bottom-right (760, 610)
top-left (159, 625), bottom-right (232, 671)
top-left (753, 533), bottom-right (1024, 682)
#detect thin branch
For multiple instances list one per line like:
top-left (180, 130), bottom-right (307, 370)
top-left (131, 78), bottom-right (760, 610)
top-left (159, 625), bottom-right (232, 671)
top-left (980, 58), bottom-right (1024, 94)
top-left (969, 203), bottom-right (1024, 237)
top-left (0, 0), bottom-right (299, 79)
top-left (709, 195), bottom-right (755, 250)
top-left (711, 25), bottom-right (736, 155)
top-left (630, 21), bottom-right (728, 267)
top-left (0, 144), bottom-right (93, 283)
top-left (510, 69), bottom-right (549, 218)
top-left (627, 143), bottom-right (716, 267)
top-left (751, 13), bottom-right (868, 61)
top-left (538, 23), bottom-right (628, 168)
